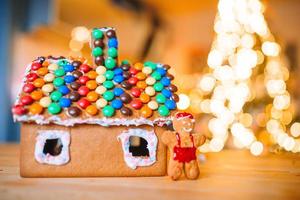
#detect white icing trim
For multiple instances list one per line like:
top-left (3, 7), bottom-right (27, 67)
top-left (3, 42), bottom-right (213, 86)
top-left (118, 128), bottom-right (158, 169)
top-left (35, 130), bottom-right (70, 165)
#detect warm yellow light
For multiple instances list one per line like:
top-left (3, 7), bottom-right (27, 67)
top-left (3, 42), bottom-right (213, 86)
top-left (239, 113), bottom-right (253, 127)
top-left (207, 50), bottom-right (223, 68)
top-left (273, 94), bottom-right (290, 110)
top-left (250, 141), bottom-right (263, 156)
top-left (177, 94), bottom-right (190, 110)
top-left (200, 99), bottom-right (211, 113)
top-left (290, 122), bottom-right (300, 138)
top-left (71, 26), bottom-right (90, 42)
top-left (266, 79), bottom-right (286, 96)
top-left (199, 75), bottom-right (216, 92)
top-left (69, 39), bottom-right (84, 51)
top-left (209, 138), bottom-right (224, 152)
top-left (262, 41), bottom-right (280, 56)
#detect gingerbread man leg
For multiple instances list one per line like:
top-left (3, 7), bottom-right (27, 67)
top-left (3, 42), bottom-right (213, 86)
top-left (168, 159), bottom-right (183, 180)
top-left (184, 160), bottom-right (199, 180)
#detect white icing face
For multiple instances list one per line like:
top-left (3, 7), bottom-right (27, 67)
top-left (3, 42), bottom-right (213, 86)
top-left (118, 128), bottom-right (158, 169)
top-left (173, 117), bottom-right (195, 134)
top-left (35, 130), bottom-right (70, 165)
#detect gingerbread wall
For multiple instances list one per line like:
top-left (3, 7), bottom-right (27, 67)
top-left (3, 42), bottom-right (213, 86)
top-left (20, 123), bottom-right (167, 177)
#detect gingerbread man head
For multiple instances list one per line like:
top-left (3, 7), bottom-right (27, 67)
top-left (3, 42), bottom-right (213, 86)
top-left (173, 112), bottom-right (195, 135)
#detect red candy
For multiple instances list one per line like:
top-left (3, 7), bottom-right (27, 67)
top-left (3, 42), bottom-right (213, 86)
top-left (78, 86), bottom-right (90, 96)
top-left (22, 83), bottom-right (35, 93)
top-left (129, 67), bottom-right (139, 75)
top-left (79, 64), bottom-right (91, 73)
top-left (131, 88), bottom-right (141, 97)
top-left (131, 99), bottom-right (143, 109)
top-left (20, 95), bottom-right (34, 105)
top-left (77, 98), bottom-right (91, 109)
top-left (12, 105), bottom-right (27, 115)
top-left (78, 76), bottom-right (89, 84)
top-left (26, 73), bottom-right (38, 82)
top-left (128, 77), bottom-right (138, 85)
top-left (31, 62), bottom-right (42, 70)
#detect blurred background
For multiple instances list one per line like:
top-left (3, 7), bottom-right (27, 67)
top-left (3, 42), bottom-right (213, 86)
top-left (1, 0), bottom-right (300, 142)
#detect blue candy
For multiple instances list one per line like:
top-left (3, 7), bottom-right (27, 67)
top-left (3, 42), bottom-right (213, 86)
top-left (161, 77), bottom-right (171, 86)
top-left (58, 85), bottom-right (70, 95)
top-left (64, 75), bottom-right (75, 83)
top-left (156, 68), bottom-right (166, 76)
top-left (113, 88), bottom-right (124, 96)
top-left (111, 99), bottom-right (123, 109)
top-left (165, 99), bottom-right (176, 110)
top-left (162, 89), bottom-right (172, 98)
top-left (59, 98), bottom-right (71, 108)
top-left (114, 68), bottom-right (123, 75)
top-left (108, 38), bottom-right (118, 48)
top-left (63, 64), bottom-right (75, 72)
top-left (113, 75), bottom-right (124, 83)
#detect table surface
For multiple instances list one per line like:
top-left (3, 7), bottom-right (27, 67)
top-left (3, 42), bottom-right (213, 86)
top-left (0, 144), bottom-right (300, 200)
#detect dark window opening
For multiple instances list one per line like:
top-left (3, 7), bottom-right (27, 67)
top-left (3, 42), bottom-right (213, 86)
top-left (43, 138), bottom-right (63, 156)
top-left (129, 136), bottom-right (149, 157)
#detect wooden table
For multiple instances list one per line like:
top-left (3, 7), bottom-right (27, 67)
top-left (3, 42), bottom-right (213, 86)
top-left (1, 144), bottom-right (300, 200)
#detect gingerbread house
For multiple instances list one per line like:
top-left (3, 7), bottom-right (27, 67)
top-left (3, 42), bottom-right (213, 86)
top-left (12, 27), bottom-right (179, 177)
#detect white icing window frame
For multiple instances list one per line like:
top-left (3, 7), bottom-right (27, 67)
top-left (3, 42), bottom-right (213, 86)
top-left (118, 128), bottom-right (158, 169)
top-left (35, 130), bottom-right (70, 165)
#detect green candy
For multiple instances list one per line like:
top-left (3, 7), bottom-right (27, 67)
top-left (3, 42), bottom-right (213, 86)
top-left (105, 58), bottom-right (116, 69)
top-left (54, 68), bottom-right (65, 77)
top-left (154, 82), bottom-right (164, 92)
top-left (158, 105), bottom-right (170, 116)
top-left (92, 47), bottom-right (103, 57)
top-left (144, 61), bottom-right (157, 70)
top-left (151, 71), bottom-right (161, 80)
top-left (108, 48), bottom-right (118, 58)
top-left (53, 77), bottom-right (64, 87)
top-left (57, 59), bottom-right (69, 66)
top-left (48, 103), bottom-right (61, 114)
top-left (50, 91), bottom-right (63, 102)
top-left (156, 94), bottom-right (166, 104)
top-left (102, 105), bottom-right (115, 117)
top-left (103, 91), bottom-right (114, 101)
top-left (92, 29), bottom-right (103, 39)
top-left (103, 81), bottom-right (114, 89)
top-left (121, 60), bottom-right (130, 65)
top-left (105, 70), bottom-right (114, 80)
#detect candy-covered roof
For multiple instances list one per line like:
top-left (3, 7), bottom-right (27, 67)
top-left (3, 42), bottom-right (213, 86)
top-left (12, 27), bottom-right (179, 126)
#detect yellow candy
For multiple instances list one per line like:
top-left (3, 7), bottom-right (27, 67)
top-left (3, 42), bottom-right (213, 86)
top-left (44, 73), bottom-right (55, 82)
top-left (148, 100), bottom-right (158, 110)
top-left (95, 86), bottom-right (106, 94)
top-left (134, 63), bottom-right (144, 70)
top-left (86, 105), bottom-right (98, 116)
top-left (145, 86), bottom-right (155, 96)
top-left (142, 67), bottom-right (152, 75)
top-left (48, 63), bottom-right (58, 71)
top-left (137, 81), bottom-right (147, 89)
top-left (30, 90), bottom-right (43, 100)
top-left (86, 80), bottom-right (97, 90)
top-left (87, 71), bottom-right (98, 79)
top-left (87, 91), bottom-right (99, 102)
top-left (39, 97), bottom-right (52, 107)
top-left (145, 77), bottom-right (156, 85)
top-left (136, 72), bottom-right (146, 80)
top-left (96, 75), bottom-right (106, 84)
top-left (33, 78), bottom-right (45, 88)
top-left (37, 67), bottom-right (48, 76)
top-left (29, 103), bottom-right (43, 114)
top-left (42, 83), bottom-right (54, 93)
top-left (96, 98), bottom-right (107, 108)
top-left (96, 66), bottom-right (106, 75)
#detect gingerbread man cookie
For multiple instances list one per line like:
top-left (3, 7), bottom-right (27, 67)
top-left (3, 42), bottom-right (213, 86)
top-left (162, 112), bottom-right (206, 180)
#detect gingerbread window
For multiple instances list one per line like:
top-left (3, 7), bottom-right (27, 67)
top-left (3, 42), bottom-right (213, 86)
top-left (118, 128), bottom-right (158, 169)
top-left (34, 130), bottom-right (70, 165)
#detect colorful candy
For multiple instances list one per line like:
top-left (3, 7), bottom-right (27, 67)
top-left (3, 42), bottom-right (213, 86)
top-left (50, 91), bottom-right (62, 102)
top-left (95, 86), bottom-right (107, 95)
top-left (141, 105), bottom-right (152, 118)
top-left (29, 103), bottom-right (43, 114)
top-left (92, 29), bottom-right (103, 39)
top-left (120, 107), bottom-right (132, 116)
top-left (48, 63), bottom-right (58, 71)
top-left (102, 105), bottom-right (115, 117)
top-left (131, 88), bottom-right (141, 97)
top-left (87, 91), bottom-right (98, 102)
top-left (59, 98), bottom-right (71, 108)
top-left (58, 85), bottom-right (70, 95)
top-left (145, 86), bottom-right (155, 96)
top-left (26, 73), bottom-right (38, 81)
top-left (96, 98), bottom-right (107, 108)
top-left (153, 82), bottom-right (164, 92)
top-left (79, 64), bottom-right (91, 73)
top-left (30, 90), bottom-right (43, 100)
top-left (31, 62), bottom-right (42, 70)
top-left (108, 47), bottom-right (118, 58)
top-left (113, 88), bottom-right (124, 96)
top-left (103, 91), bottom-right (114, 101)
top-left (158, 105), bottom-right (169, 116)
top-left (23, 83), bottom-right (35, 93)
top-left (33, 78), bottom-right (45, 88)
top-left (20, 95), bottom-right (34, 105)
top-left (131, 99), bottom-right (143, 110)
top-left (96, 75), bottom-right (106, 84)
top-left (53, 77), bottom-right (64, 87)
top-left (48, 103), bottom-right (61, 114)
top-left (148, 100), bottom-right (158, 110)
top-left (39, 97), bottom-right (52, 107)
top-left (111, 99), bottom-right (123, 109)
top-left (140, 93), bottom-right (150, 103)
top-left (67, 106), bottom-right (81, 117)
top-left (86, 80), bottom-right (97, 90)
top-left (77, 98), bottom-right (91, 109)
top-left (105, 58), bottom-right (116, 69)
top-left (86, 105), bottom-right (98, 115)
top-left (78, 86), bottom-right (90, 96)
top-left (12, 105), bottom-right (27, 115)
top-left (96, 66), bottom-right (106, 74)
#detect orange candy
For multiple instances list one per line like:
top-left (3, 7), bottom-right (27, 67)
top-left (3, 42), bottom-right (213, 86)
top-left (87, 71), bottom-right (98, 79)
top-left (136, 72), bottom-right (146, 80)
top-left (86, 80), bottom-right (97, 90)
top-left (31, 90), bottom-right (43, 100)
top-left (136, 81), bottom-right (147, 89)
top-left (140, 93), bottom-right (150, 103)
top-left (141, 105), bottom-right (153, 118)
top-left (87, 91), bottom-right (98, 102)
top-left (134, 63), bottom-right (144, 70)
top-left (86, 105), bottom-right (98, 115)
top-left (29, 103), bottom-right (43, 114)
top-left (42, 60), bottom-right (50, 67)
top-left (37, 67), bottom-right (48, 76)
top-left (33, 78), bottom-right (45, 88)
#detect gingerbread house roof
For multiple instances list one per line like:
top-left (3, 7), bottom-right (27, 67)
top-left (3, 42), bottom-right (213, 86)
top-left (12, 27), bottom-right (179, 126)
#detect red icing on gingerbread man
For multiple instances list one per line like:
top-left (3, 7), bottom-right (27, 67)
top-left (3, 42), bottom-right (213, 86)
top-left (162, 112), bottom-right (206, 180)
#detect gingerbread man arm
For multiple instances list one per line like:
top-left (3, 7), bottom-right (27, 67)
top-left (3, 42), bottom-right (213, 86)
top-left (193, 133), bottom-right (206, 147)
top-left (161, 130), bottom-right (174, 147)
